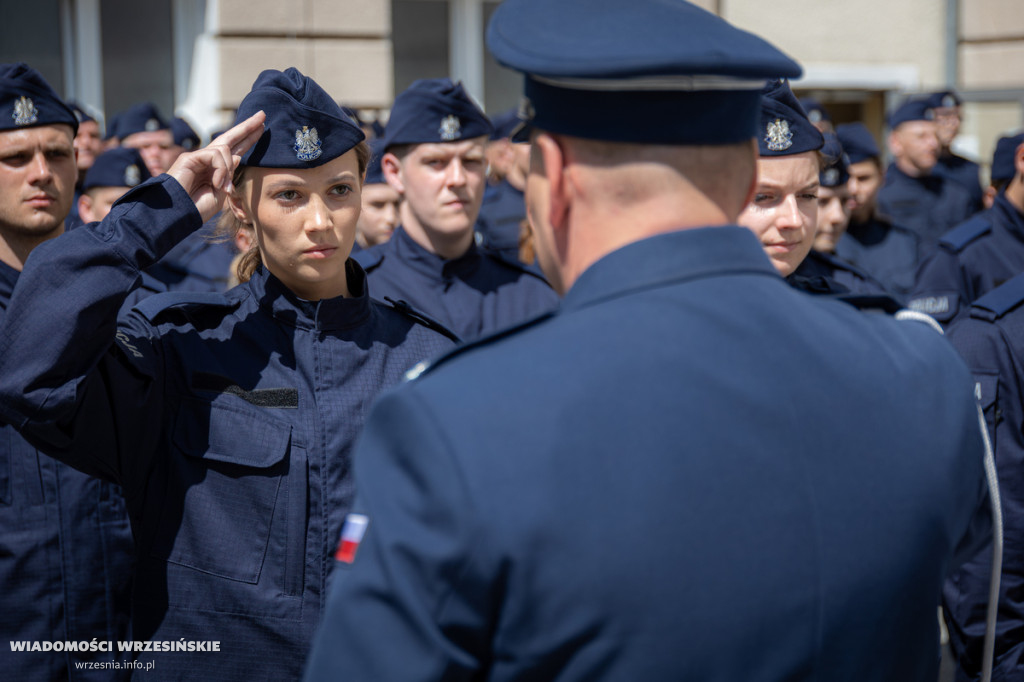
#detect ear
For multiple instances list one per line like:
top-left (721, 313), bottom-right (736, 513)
top-left (535, 133), bottom-right (569, 231)
top-left (227, 188), bottom-right (252, 225)
top-left (887, 131), bottom-right (902, 157)
top-left (77, 193), bottom-right (94, 224)
top-left (382, 152), bottom-right (405, 194)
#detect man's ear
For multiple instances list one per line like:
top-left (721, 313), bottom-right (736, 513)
top-left (77, 193), bottom-right (94, 224)
top-left (535, 133), bottom-right (569, 231)
top-left (382, 153), bottom-right (405, 194)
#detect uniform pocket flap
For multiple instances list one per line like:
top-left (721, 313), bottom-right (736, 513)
top-left (174, 397), bottom-right (290, 468)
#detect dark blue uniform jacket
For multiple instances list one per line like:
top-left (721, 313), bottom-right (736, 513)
top-left (306, 226), bottom-right (990, 682)
top-left (936, 152), bottom-right (984, 213)
top-left (0, 176), bottom-right (456, 680)
top-left (909, 192), bottom-right (1024, 328)
top-left (878, 163), bottom-right (976, 256)
top-left (946, 275), bottom-right (1024, 681)
top-left (476, 179), bottom-right (525, 262)
top-left (0, 261), bottom-right (134, 681)
top-left (353, 225), bottom-right (557, 341)
top-left (835, 213), bottom-right (921, 298)
top-left (788, 249), bottom-right (893, 300)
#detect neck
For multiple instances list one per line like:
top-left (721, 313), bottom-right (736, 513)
top-left (894, 158), bottom-right (930, 179)
top-left (0, 225), bottom-right (63, 271)
top-left (399, 210), bottom-right (475, 260)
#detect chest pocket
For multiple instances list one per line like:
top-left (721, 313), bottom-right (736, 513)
top-left (152, 397), bottom-right (302, 587)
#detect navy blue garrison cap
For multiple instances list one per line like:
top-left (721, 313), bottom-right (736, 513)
top-left (171, 117), bottom-right (200, 150)
top-left (104, 112), bottom-right (122, 141)
top-left (819, 133), bottom-right (850, 187)
top-left (67, 101), bottom-right (96, 125)
top-left (927, 90), bottom-right (961, 110)
top-left (835, 122), bottom-right (880, 164)
top-left (486, 0), bottom-right (801, 145)
top-left (757, 79), bottom-right (824, 157)
top-left (364, 138), bottom-right (387, 185)
top-left (382, 78), bottom-right (493, 150)
top-left (490, 108), bottom-right (519, 141)
top-left (888, 99), bottom-right (935, 129)
top-left (117, 102), bottom-right (170, 138)
top-left (799, 97), bottom-right (831, 125)
top-left (82, 147), bottom-right (152, 191)
top-left (0, 63), bottom-right (78, 134)
top-left (234, 67), bottom-right (364, 169)
top-left (991, 132), bottom-right (1024, 183)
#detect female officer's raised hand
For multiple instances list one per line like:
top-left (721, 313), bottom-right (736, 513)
top-left (167, 111), bottom-right (266, 222)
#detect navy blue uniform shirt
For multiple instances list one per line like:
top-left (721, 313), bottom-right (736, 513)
top-left (788, 249), bottom-right (893, 299)
top-left (307, 226), bottom-right (990, 682)
top-left (0, 260), bottom-right (134, 681)
top-left (945, 275), bottom-right (1024, 681)
top-left (353, 225), bottom-right (557, 341)
top-left (878, 163), bottom-right (976, 256)
top-left (476, 179), bottom-right (525, 262)
top-left (836, 213), bottom-right (922, 299)
top-left (909, 192), bottom-right (1024, 327)
top-left (0, 175), bottom-right (456, 680)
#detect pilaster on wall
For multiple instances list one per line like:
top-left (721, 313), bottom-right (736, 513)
top-left (958, 0), bottom-right (1024, 90)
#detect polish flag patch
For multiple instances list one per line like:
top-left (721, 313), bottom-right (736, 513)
top-left (334, 513), bottom-right (369, 564)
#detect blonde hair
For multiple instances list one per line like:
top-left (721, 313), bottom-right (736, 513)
top-left (215, 140), bottom-right (372, 284)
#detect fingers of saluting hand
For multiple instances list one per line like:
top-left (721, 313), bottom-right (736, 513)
top-left (204, 111), bottom-right (267, 193)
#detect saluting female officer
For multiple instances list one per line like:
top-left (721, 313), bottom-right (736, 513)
top-left (0, 68), bottom-right (456, 680)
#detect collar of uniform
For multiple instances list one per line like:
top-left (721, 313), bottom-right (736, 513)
top-left (994, 191), bottom-right (1024, 241)
top-left (247, 259), bottom-right (371, 330)
top-left (0, 258), bottom-right (17, 304)
top-left (885, 162), bottom-right (941, 191)
top-left (392, 225), bottom-right (482, 280)
top-left (561, 226), bottom-right (780, 312)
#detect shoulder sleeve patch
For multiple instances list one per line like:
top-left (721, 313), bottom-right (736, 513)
top-left (908, 292), bottom-right (959, 323)
top-left (939, 215), bottom-right (992, 252)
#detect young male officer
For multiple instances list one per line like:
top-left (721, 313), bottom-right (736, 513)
top-left (0, 62), bottom-right (133, 680)
top-left (834, 121), bottom-right (922, 298)
top-left (353, 78), bottom-right (557, 341)
top-left (909, 133), bottom-right (1024, 327)
top-left (304, 2), bottom-right (991, 680)
top-left (77, 147), bottom-right (152, 224)
top-left (928, 89), bottom-right (984, 211)
top-left (878, 98), bottom-right (975, 256)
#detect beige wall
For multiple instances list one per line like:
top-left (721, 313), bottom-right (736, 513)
top-left (213, 0), bottom-right (393, 116)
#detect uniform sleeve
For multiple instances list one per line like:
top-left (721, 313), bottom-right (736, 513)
top-left (0, 176), bottom-right (203, 485)
top-left (908, 248), bottom-right (968, 327)
top-left (304, 387), bottom-right (493, 682)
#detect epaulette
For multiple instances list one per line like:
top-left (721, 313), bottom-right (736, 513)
top-left (351, 248), bottom-right (384, 272)
top-left (131, 290), bottom-right (238, 323)
top-left (404, 309), bottom-right (557, 381)
top-left (484, 248), bottom-right (551, 285)
top-left (969, 273), bottom-right (1024, 322)
top-left (938, 214), bottom-right (992, 252)
top-left (381, 297), bottom-right (461, 343)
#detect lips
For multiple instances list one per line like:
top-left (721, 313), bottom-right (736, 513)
top-left (304, 246), bottom-right (337, 259)
top-left (25, 194), bottom-right (57, 208)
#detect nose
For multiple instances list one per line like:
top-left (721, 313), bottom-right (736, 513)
top-left (28, 150), bottom-right (54, 185)
top-left (446, 159), bottom-right (467, 188)
top-left (776, 194), bottom-right (802, 230)
top-left (306, 194), bottom-right (332, 232)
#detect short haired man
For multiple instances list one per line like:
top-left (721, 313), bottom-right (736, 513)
top-left (353, 139), bottom-right (400, 250)
top-left (117, 102), bottom-right (177, 177)
top-left (0, 62), bottom-right (133, 679)
top-left (878, 98), bottom-right (975, 256)
top-left (77, 146), bottom-right (152, 224)
top-left (304, 2), bottom-right (991, 679)
top-left (928, 89), bottom-right (984, 211)
top-left (353, 78), bottom-right (557, 340)
top-left (909, 132), bottom-right (1024, 327)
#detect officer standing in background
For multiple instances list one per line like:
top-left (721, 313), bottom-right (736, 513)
top-left (353, 138), bottom-right (400, 251)
top-left (834, 122), bottom-right (922, 298)
top-left (169, 116), bottom-right (201, 161)
top-left (76, 147), bottom-right (152, 224)
top-left (909, 133), bottom-right (1024, 327)
top-left (115, 102), bottom-right (177, 177)
top-left (304, 2), bottom-right (990, 679)
top-left (353, 78), bottom-right (557, 341)
top-left (0, 62), bottom-right (133, 680)
top-left (477, 109), bottom-right (530, 262)
top-left (985, 132), bottom-right (1024, 209)
top-left (878, 98), bottom-right (975, 256)
top-left (929, 90), bottom-right (984, 211)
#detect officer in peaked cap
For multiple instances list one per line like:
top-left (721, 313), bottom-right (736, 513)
top-left (878, 97), bottom-right (975, 257)
top-left (0, 62), bottom-right (134, 679)
top-left (305, 2), bottom-right (990, 680)
top-left (116, 101), bottom-right (176, 176)
top-left (927, 90), bottom-right (984, 210)
top-left (909, 127), bottom-right (1024, 328)
top-left (77, 146), bottom-right (152, 224)
top-left (832, 122), bottom-right (922, 298)
top-left (351, 77), bottom-right (557, 341)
